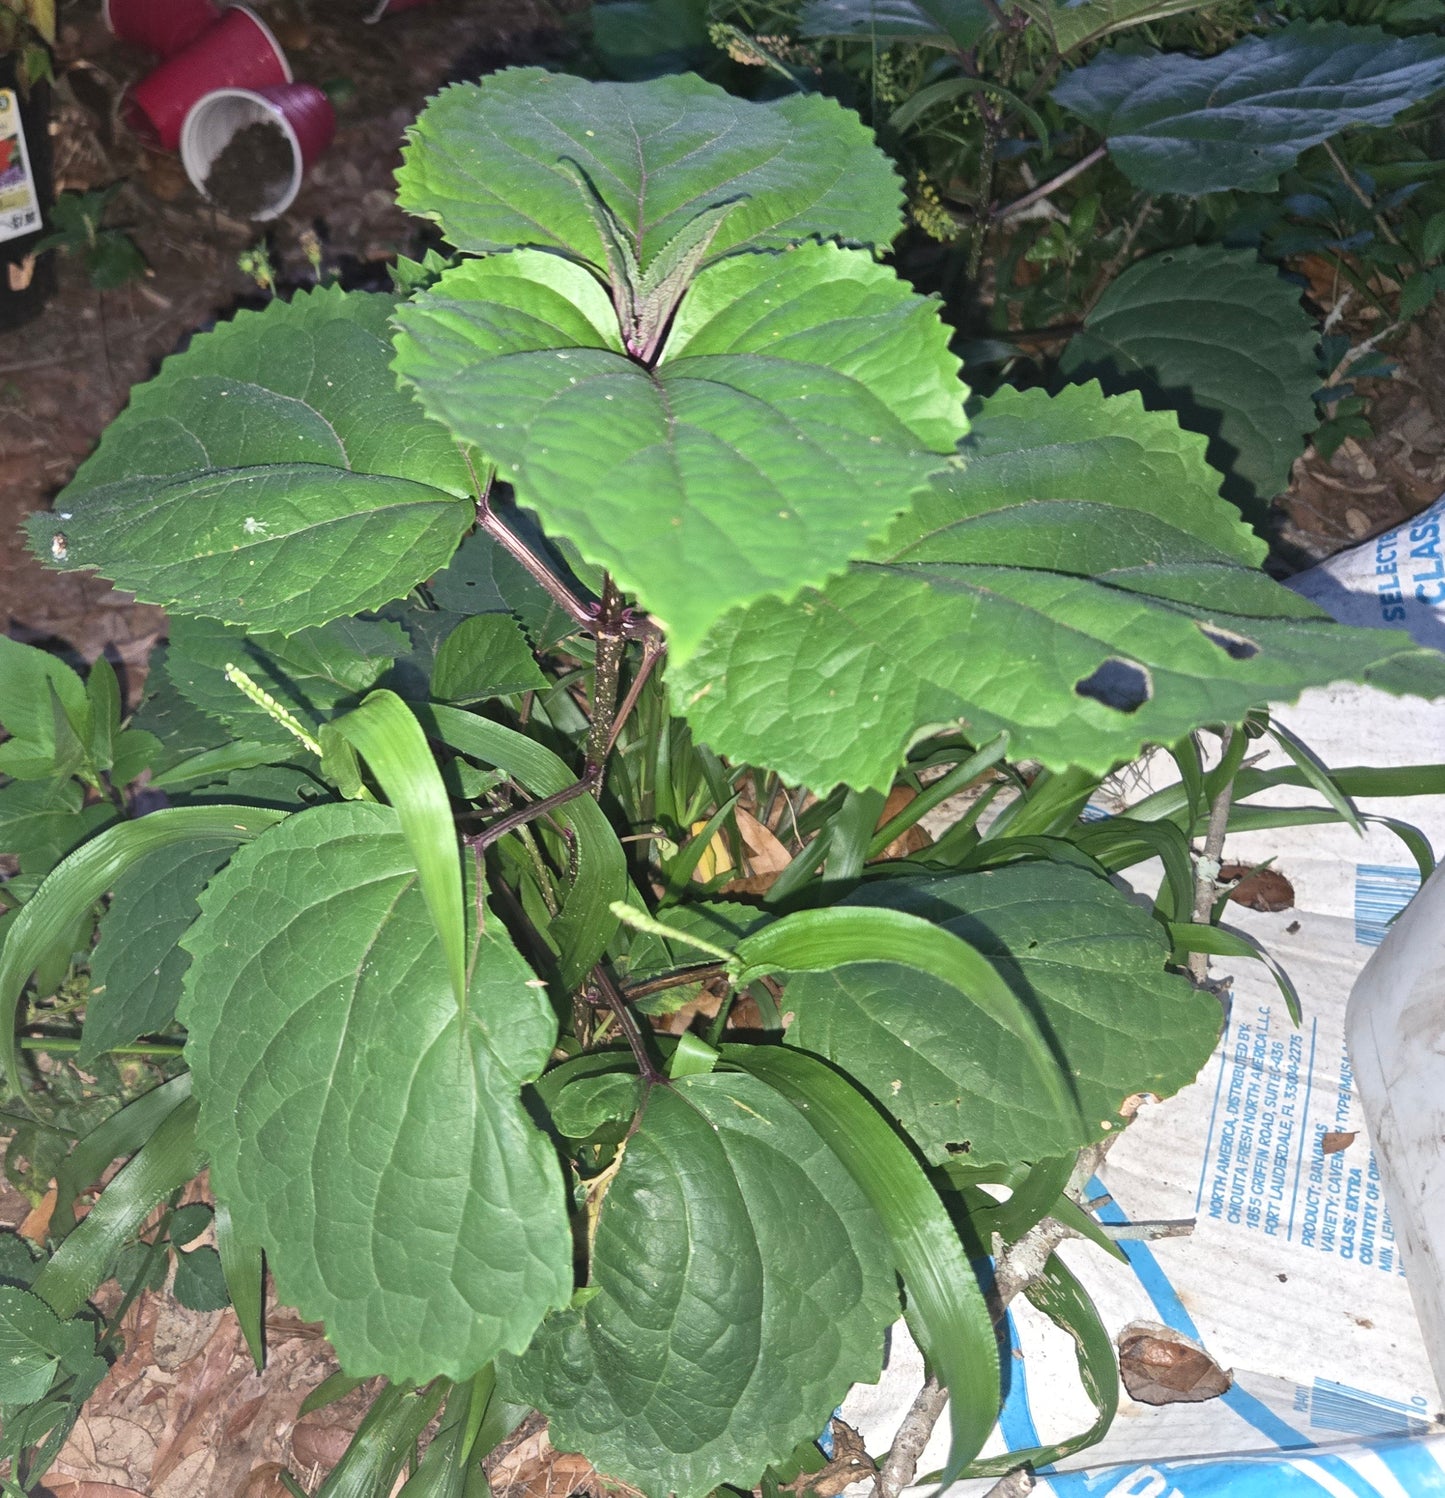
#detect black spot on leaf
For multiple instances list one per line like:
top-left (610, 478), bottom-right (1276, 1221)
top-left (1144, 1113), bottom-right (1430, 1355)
top-left (1075, 658), bottom-right (1152, 713)
top-left (1198, 623), bottom-right (1259, 660)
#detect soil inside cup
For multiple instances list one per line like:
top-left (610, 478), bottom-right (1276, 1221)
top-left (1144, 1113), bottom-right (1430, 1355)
top-left (203, 117), bottom-right (293, 218)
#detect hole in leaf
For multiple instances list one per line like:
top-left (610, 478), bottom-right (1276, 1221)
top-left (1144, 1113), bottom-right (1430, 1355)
top-left (1075, 658), bottom-right (1152, 713)
top-left (1197, 622), bottom-right (1259, 660)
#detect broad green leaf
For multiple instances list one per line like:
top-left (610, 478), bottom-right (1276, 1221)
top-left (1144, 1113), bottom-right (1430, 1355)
top-left (0, 637), bottom-right (89, 782)
top-left (733, 903), bottom-right (1076, 1132)
top-left (81, 841), bottom-right (233, 1064)
top-left (0, 1286), bottom-right (101, 1405)
top-left (672, 385), bottom-right (1445, 790)
top-left (591, 0), bottom-right (711, 78)
top-left (179, 801), bottom-right (571, 1382)
top-left (780, 864), bottom-right (1221, 1165)
top-left (395, 245), bottom-right (965, 662)
top-left (0, 807), bottom-right (287, 1092)
top-left (396, 69), bottom-right (902, 267)
top-left (171, 1246), bottom-right (229, 1312)
top-left (1060, 246), bottom-right (1319, 511)
top-left (798, 0), bottom-right (991, 48)
top-left (728, 1045), bottom-right (997, 1480)
top-left (28, 288), bottom-right (474, 634)
top-left (326, 691), bottom-right (467, 1014)
top-left (0, 780), bottom-right (114, 901)
top-left (431, 614), bottom-right (549, 703)
top-left (128, 650), bottom-right (235, 776)
top-left (165, 614), bottom-right (410, 748)
top-left (1053, 23), bottom-right (1445, 196)
top-left (503, 1073), bottom-right (897, 1498)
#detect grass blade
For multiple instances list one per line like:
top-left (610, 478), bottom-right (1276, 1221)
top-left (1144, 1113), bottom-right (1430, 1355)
top-left (724, 1044), bottom-right (1000, 1480)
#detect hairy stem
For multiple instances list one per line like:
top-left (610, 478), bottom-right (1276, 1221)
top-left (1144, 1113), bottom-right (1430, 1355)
top-left (465, 769), bottom-right (598, 854)
top-left (469, 461), bottom-right (595, 631)
top-left (585, 576), bottom-right (628, 790)
top-left (588, 966), bottom-right (665, 1085)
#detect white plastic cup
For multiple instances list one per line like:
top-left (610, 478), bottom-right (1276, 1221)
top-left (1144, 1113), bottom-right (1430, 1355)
top-left (179, 83), bottom-right (334, 221)
top-left (1346, 863), bottom-right (1445, 1391)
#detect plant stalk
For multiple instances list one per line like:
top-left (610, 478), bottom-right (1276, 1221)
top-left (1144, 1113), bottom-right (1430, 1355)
top-left (994, 144), bottom-right (1106, 221)
top-left (588, 967), bottom-right (664, 1085)
top-left (585, 576), bottom-right (628, 792)
top-left (1189, 726), bottom-right (1236, 982)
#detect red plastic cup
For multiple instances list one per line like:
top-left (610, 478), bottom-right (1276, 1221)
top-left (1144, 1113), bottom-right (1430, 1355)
top-left (103, 0), bottom-right (221, 57)
top-left (124, 6), bottom-right (291, 152)
top-left (180, 84), bottom-right (335, 220)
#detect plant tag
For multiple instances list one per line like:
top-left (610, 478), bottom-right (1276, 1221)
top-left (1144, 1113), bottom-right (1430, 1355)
top-left (0, 91), bottom-right (41, 246)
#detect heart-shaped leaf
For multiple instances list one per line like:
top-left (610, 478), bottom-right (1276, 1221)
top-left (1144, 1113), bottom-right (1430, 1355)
top-left (671, 383), bottom-right (1445, 790)
top-left (503, 1072), bottom-right (896, 1498)
top-left (28, 288), bottom-right (474, 635)
top-left (1060, 245), bottom-right (1319, 512)
top-left (396, 68), bottom-right (902, 268)
top-left (179, 800), bottom-right (572, 1382)
top-left (783, 864), bottom-right (1222, 1165)
top-left (395, 245), bottom-right (965, 661)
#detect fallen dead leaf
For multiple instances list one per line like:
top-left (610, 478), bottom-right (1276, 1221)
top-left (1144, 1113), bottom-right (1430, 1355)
top-left (1220, 863), bottom-right (1295, 913)
top-left (1117, 1321), bottom-right (1232, 1406)
top-left (19, 1180), bottom-right (57, 1244)
top-left (869, 786), bottom-right (933, 863)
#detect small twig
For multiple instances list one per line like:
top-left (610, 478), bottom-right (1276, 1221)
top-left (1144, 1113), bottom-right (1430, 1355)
top-left (1099, 1217), bottom-right (1195, 1243)
top-left (464, 770), bottom-right (598, 854)
top-left (983, 1468), bottom-right (1037, 1498)
top-left (1078, 195), bottom-right (1154, 319)
top-left (1322, 138), bottom-right (1402, 249)
top-left (1189, 726), bottom-right (1236, 983)
top-left (621, 963), bottom-right (728, 1002)
top-left (876, 1378), bottom-right (949, 1498)
top-left (874, 1137), bottom-right (1123, 1498)
top-left (994, 144), bottom-right (1107, 221)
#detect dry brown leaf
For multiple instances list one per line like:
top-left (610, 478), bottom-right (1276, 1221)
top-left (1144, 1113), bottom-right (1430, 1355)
top-left (1220, 863), bottom-right (1295, 914)
top-left (1117, 1322), bottom-right (1232, 1406)
top-left (19, 1180), bottom-right (57, 1244)
top-left (869, 786), bottom-right (933, 862)
top-left (235, 1463), bottom-right (296, 1498)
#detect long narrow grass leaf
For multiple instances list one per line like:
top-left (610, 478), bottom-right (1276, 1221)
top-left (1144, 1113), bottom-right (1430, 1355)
top-left (418, 704), bottom-right (627, 989)
top-left (724, 1044), bottom-right (999, 1480)
top-left (1168, 921), bottom-right (1300, 1021)
top-left (330, 691), bottom-right (466, 1012)
top-left (0, 807), bottom-right (286, 1091)
top-left (31, 1099), bottom-right (202, 1320)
